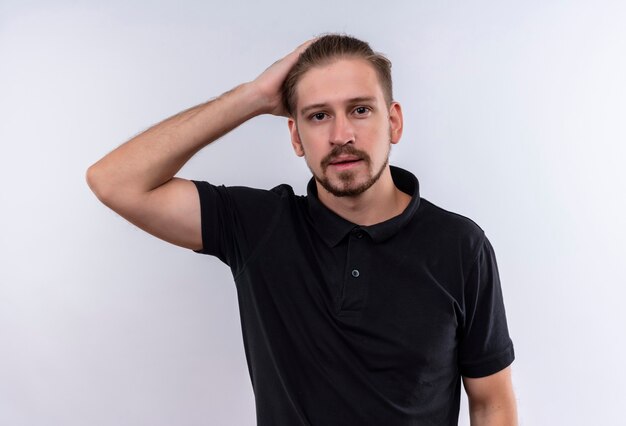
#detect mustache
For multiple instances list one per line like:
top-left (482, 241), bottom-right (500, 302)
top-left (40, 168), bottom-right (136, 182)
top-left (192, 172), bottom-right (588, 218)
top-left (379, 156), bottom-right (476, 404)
top-left (321, 145), bottom-right (371, 170)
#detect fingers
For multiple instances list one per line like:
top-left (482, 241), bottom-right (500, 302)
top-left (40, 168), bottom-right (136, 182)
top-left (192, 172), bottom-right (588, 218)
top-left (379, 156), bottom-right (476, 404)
top-left (294, 37), bottom-right (318, 53)
top-left (250, 37), bottom-right (320, 116)
top-left (263, 38), bottom-right (316, 73)
top-left (284, 38), bottom-right (316, 64)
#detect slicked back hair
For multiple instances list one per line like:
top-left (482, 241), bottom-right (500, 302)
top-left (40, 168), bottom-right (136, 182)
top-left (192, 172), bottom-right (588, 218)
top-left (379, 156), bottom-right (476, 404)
top-left (282, 34), bottom-right (393, 118)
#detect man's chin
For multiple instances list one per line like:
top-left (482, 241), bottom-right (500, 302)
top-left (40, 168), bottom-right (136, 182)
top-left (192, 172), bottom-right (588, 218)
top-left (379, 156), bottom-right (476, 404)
top-left (316, 176), bottom-right (373, 198)
top-left (320, 159), bottom-right (389, 197)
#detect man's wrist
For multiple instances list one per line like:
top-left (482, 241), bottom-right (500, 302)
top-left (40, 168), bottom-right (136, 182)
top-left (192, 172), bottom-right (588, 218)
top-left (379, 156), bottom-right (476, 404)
top-left (231, 81), bottom-right (273, 117)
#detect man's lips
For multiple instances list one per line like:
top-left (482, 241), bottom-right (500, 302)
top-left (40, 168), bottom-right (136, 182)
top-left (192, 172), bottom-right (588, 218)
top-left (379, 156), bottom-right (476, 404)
top-left (327, 156), bottom-right (364, 171)
top-left (329, 156), bottom-right (362, 165)
top-left (321, 147), bottom-right (370, 171)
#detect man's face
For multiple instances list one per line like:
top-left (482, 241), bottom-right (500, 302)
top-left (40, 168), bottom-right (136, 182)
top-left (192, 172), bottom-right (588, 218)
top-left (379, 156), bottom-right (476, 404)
top-left (288, 58), bottom-right (403, 197)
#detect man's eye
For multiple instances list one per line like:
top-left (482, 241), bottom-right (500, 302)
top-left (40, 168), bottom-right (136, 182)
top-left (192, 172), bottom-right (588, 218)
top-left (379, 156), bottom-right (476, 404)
top-left (355, 106), bottom-right (369, 115)
top-left (312, 113), bottom-right (326, 121)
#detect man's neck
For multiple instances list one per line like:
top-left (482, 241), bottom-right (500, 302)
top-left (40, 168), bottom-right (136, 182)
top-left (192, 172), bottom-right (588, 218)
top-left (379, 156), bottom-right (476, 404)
top-left (316, 167), bottom-right (412, 226)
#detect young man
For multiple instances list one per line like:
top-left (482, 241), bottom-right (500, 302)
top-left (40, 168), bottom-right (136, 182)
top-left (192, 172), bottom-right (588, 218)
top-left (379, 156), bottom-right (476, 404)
top-left (87, 34), bottom-right (517, 425)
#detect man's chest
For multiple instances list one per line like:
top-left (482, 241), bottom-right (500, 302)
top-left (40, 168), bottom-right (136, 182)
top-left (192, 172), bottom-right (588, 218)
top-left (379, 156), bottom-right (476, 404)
top-left (239, 222), bottom-right (466, 375)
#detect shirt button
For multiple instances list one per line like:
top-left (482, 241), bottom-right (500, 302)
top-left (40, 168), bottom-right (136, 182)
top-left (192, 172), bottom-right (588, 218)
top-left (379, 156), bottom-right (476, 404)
top-left (351, 269), bottom-right (360, 278)
top-left (356, 232), bottom-right (364, 239)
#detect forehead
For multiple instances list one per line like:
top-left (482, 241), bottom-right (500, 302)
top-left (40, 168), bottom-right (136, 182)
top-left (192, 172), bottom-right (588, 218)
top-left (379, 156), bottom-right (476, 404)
top-left (295, 58), bottom-right (384, 112)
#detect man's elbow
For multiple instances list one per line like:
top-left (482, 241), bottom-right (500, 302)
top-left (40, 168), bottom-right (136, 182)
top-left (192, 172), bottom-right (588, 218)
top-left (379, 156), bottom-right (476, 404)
top-left (86, 163), bottom-right (113, 204)
top-left (86, 163), bottom-right (132, 210)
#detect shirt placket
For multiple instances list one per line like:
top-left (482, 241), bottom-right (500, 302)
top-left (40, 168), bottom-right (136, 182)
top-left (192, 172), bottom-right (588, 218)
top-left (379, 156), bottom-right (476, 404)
top-left (338, 227), bottom-right (371, 315)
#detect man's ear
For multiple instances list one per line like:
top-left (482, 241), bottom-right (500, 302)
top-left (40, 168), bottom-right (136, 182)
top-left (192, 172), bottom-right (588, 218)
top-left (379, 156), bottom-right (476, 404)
top-left (389, 101), bottom-right (404, 145)
top-left (288, 118), bottom-right (305, 157)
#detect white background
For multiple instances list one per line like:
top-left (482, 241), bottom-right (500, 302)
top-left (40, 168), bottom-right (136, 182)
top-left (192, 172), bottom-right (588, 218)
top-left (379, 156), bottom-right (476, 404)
top-left (1, 1), bottom-right (625, 425)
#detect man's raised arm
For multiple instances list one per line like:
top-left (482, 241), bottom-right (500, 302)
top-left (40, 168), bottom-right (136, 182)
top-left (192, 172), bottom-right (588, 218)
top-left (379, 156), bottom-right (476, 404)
top-left (86, 40), bottom-right (313, 250)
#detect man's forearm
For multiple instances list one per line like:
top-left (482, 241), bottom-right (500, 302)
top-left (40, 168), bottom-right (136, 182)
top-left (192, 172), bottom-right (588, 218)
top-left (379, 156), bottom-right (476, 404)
top-left (86, 82), bottom-right (267, 201)
top-left (85, 40), bottom-right (312, 250)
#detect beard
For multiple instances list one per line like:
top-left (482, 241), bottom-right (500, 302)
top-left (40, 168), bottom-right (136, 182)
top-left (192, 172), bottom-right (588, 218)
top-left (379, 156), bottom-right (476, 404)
top-left (310, 143), bottom-right (391, 197)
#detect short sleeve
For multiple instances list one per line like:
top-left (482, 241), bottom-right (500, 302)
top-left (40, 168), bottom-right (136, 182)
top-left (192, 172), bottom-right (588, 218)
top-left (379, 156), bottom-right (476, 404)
top-left (190, 181), bottom-right (283, 275)
top-left (458, 234), bottom-right (515, 378)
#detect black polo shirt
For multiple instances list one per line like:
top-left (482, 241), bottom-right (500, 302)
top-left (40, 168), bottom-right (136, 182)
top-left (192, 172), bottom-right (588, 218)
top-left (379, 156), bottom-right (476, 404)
top-left (192, 166), bottom-right (514, 426)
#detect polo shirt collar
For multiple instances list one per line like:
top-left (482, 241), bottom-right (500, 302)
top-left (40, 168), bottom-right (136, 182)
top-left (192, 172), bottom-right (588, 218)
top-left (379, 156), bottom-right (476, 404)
top-left (306, 166), bottom-right (421, 247)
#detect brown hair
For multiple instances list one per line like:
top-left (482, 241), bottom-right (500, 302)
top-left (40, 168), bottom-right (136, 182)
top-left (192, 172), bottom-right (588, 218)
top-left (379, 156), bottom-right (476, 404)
top-left (282, 33), bottom-right (393, 117)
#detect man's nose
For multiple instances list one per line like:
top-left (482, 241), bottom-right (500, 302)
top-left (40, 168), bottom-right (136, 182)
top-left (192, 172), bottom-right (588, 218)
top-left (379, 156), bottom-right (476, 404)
top-left (330, 114), bottom-right (355, 145)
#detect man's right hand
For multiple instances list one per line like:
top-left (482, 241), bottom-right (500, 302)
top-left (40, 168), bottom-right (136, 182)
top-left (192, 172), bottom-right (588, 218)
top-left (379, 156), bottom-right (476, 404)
top-left (251, 38), bottom-right (316, 117)
top-left (86, 39), bottom-right (314, 251)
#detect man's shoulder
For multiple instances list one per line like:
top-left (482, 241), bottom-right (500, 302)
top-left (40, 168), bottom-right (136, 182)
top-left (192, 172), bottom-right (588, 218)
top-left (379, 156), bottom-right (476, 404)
top-left (192, 181), bottom-right (306, 222)
top-left (193, 180), bottom-right (300, 200)
top-left (269, 183), bottom-right (299, 197)
top-left (417, 197), bottom-right (486, 248)
top-left (249, 182), bottom-right (305, 206)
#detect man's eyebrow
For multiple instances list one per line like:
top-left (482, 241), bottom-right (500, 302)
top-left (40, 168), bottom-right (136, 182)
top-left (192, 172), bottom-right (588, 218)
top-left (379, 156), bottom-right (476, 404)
top-left (299, 96), bottom-right (378, 116)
